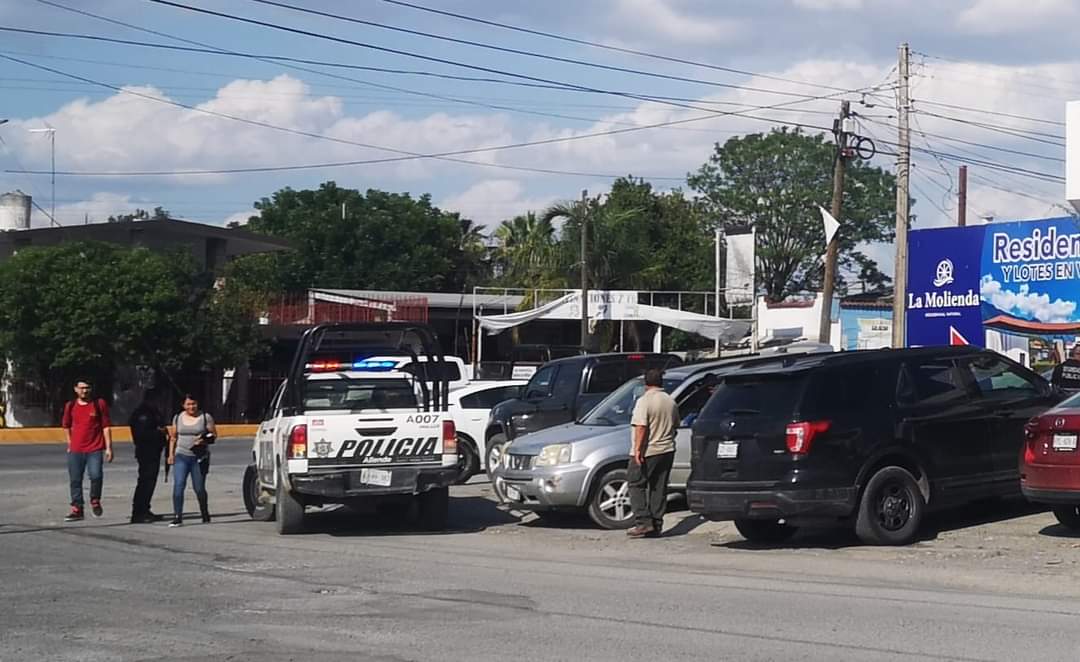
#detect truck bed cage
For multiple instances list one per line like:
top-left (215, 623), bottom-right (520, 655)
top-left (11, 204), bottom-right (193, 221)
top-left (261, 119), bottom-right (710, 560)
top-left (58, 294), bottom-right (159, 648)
top-left (285, 323), bottom-right (450, 413)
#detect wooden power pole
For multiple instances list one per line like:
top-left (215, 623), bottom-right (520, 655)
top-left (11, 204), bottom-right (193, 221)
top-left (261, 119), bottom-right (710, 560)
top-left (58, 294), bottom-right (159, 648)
top-left (891, 42), bottom-right (912, 349)
top-left (957, 165), bottom-right (968, 227)
top-left (580, 189), bottom-right (589, 351)
top-left (818, 100), bottom-right (851, 346)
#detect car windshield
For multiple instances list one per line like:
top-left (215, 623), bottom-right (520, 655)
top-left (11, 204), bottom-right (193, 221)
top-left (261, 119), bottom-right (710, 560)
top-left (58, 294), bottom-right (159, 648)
top-left (580, 376), bottom-right (681, 426)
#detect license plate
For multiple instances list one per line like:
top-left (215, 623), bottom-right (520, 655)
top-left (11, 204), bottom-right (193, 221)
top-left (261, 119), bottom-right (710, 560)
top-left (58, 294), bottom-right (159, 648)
top-left (504, 484), bottom-right (522, 501)
top-left (1053, 434), bottom-right (1077, 451)
top-left (360, 468), bottom-right (392, 486)
top-left (716, 442), bottom-right (739, 459)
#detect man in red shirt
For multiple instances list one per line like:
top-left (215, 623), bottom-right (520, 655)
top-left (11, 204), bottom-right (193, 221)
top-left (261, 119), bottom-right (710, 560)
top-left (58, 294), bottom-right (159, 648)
top-left (62, 379), bottom-right (113, 521)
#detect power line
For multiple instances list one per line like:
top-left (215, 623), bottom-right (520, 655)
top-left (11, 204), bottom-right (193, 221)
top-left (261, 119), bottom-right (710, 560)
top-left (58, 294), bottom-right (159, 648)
top-left (246, 0), bottom-right (849, 102)
top-left (145, 0), bottom-right (875, 119)
top-left (0, 53), bottom-right (851, 179)
top-left (915, 98), bottom-right (1065, 127)
top-left (915, 50), bottom-right (1080, 97)
top-left (378, 0), bottom-right (858, 95)
top-left (913, 110), bottom-right (1064, 146)
top-left (868, 112), bottom-right (1064, 162)
top-left (0, 24), bottom-right (852, 123)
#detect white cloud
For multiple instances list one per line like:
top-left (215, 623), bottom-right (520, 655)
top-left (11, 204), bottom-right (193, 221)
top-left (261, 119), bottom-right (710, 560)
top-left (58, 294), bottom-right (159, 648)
top-left (980, 275), bottom-right (1077, 322)
top-left (609, 0), bottom-right (741, 44)
top-left (30, 192), bottom-right (138, 227)
top-left (223, 210), bottom-right (256, 227)
top-left (793, 0), bottom-right (863, 9)
top-left (2, 75), bottom-right (512, 184)
top-left (957, 0), bottom-right (1079, 33)
top-left (439, 180), bottom-right (557, 229)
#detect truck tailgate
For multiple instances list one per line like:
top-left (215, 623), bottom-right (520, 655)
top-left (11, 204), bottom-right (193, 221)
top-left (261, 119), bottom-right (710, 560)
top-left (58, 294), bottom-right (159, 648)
top-left (305, 412), bottom-right (450, 468)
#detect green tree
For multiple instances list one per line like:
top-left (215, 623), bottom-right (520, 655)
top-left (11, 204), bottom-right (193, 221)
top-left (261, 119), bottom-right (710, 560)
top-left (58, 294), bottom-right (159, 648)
top-left (230, 181), bottom-right (486, 294)
top-left (493, 211), bottom-right (561, 289)
top-left (108, 206), bottom-right (170, 223)
top-left (0, 242), bottom-right (262, 411)
top-left (688, 128), bottom-right (896, 302)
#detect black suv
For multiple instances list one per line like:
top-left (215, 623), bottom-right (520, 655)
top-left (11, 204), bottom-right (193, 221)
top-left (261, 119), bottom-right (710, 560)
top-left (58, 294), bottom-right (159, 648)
top-left (485, 352), bottom-right (681, 471)
top-left (687, 346), bottom-right (1061, 546)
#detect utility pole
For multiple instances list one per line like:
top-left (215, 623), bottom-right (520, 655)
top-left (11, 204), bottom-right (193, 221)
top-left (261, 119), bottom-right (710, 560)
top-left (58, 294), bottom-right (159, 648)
top-left (818, 100), bottom-right (851, 346)
top-left (714, 228), bottom-right (721, 357)
top-left (29, 126), bottom-right (56, 227)
top-left (957, 165), bottom-right (968, 227)
top-left (891, 42), bottom-right (912, 349)
top-left (580, 189), bottom-right (589, 351)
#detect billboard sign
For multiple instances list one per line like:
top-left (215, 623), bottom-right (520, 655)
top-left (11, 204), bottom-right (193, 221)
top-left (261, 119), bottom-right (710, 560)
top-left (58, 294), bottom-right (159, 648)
top-left (907, 217), bottom-right (1080, 371)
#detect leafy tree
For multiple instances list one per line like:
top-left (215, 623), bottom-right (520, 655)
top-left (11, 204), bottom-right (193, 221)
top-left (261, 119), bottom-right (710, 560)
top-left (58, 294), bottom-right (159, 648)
top-left (108, 206), bottom-right (170, 223)
top-left (688, 128), bottom-right (896, 302)
top-left (0, 242), bottom-right (262, 411)
top-left (230, 182), bottom-right (485, 294)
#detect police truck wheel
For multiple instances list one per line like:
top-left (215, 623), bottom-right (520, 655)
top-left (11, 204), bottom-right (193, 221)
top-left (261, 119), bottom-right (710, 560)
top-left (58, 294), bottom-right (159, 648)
top-left (454, 435), bottom-right (480, 484)
top-left (486, 434), bottom-right (507, 474)
top-left (275, 468), bottom-right (306, 535)
top-left (417, 487), bottom-right (449, 530)
top-left (855, 466), bottom-right (925, 546)
top-left (243, 464), bottom-right (275, 522)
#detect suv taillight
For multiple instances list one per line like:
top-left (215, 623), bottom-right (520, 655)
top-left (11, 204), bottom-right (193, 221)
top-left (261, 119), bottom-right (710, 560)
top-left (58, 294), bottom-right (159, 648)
top-left (442, 419), bottom-right (457, 454)
top-left (287, 424), bottom-right (308, 459)
top-left (785, 421), bottom-right (831, 455)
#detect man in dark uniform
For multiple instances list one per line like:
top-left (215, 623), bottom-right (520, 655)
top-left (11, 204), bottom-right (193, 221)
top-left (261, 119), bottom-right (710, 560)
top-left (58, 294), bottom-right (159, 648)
top-left (1051, 344), bottom-right (1080, 393)
top-left (129, 393), bottom-right (166, 523)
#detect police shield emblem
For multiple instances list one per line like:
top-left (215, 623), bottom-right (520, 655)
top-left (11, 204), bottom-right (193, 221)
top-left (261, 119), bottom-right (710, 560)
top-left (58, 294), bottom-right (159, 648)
top-left (313, 440), bottom-right (332, 458)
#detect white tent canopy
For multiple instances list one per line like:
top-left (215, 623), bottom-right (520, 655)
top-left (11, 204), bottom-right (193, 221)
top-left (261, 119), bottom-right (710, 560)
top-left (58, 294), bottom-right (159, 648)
top-left (476, 291), bottom-right (751, 344)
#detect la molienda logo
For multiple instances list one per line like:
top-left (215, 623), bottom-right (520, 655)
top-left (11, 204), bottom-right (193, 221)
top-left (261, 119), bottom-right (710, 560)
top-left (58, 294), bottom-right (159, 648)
top-left (908, 258), bottom-right (979, 310)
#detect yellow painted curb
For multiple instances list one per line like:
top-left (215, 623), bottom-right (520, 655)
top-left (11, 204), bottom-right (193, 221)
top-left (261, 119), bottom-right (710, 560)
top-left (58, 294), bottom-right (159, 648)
top-left (0, 424), bottom-right (259, 445)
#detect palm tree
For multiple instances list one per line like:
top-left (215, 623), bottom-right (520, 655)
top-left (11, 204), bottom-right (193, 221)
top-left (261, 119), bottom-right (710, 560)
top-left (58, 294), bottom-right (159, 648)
top-left (493, 212), bottom-right (558, 285)
top-left (452, 217), bottom-right (490, 290)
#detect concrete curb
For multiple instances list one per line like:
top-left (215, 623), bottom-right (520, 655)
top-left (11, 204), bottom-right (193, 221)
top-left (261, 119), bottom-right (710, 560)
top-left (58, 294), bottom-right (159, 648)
top-left (0, 424), bottom-right (259, 445)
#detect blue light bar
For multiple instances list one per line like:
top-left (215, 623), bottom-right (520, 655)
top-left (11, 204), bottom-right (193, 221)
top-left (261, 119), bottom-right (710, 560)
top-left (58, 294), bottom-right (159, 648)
top-left (351, 360), bottom-right (398, 371)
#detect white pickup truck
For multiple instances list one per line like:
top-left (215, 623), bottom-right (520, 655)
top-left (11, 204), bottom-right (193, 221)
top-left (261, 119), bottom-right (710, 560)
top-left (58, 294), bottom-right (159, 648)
top-left (242, 323), bottom-right (460, 534)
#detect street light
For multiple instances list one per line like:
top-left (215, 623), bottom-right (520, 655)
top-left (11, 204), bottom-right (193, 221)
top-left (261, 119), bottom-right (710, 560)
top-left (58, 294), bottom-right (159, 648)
top-left (28, 126), bottom-right (55, 226)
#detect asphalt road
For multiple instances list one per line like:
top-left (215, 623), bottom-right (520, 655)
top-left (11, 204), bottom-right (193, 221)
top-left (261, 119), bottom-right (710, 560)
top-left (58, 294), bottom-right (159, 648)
top-left (3, 440), bottom-right (1080, 661)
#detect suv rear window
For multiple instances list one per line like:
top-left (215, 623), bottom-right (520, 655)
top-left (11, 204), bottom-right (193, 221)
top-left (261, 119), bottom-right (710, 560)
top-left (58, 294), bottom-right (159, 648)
top-left (401, 361), bottom-right (461, 383)
top-left (699, 373), bottom-right (808, 421)
top-left (303, 377), bottom-right (417, 411)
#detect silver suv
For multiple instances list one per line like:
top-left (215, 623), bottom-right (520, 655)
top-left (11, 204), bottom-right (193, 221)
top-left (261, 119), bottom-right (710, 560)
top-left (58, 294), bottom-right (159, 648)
top-left (490, 345), bottom-right (833, 529)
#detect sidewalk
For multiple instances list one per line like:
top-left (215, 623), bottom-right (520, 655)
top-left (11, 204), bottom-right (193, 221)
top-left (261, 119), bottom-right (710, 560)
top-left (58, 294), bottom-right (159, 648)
top-left (0, 424), bottom-right (259, 445)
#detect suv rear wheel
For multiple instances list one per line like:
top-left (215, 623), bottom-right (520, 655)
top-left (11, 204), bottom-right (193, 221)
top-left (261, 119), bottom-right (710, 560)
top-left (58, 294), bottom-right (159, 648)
top-left (734, 518), bottom-right (798, 544)
top-left (1051, 505), bottom-right (1080, 530)
top-left (587, 467), bottom-right (634, 530)
top-left (855, 466), bottom-right (925, 546)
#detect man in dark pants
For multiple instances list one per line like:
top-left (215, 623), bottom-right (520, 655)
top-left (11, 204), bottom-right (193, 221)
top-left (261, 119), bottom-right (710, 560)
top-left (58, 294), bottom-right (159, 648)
top-left (626, 368), bottom-right (679, 539)
top-left (129, 394), bottom-right (166, 523)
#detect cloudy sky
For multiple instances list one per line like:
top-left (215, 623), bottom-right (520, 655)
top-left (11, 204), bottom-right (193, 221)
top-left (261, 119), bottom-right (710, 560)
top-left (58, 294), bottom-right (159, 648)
top-left (1, 0), bottom-right (1076, 278)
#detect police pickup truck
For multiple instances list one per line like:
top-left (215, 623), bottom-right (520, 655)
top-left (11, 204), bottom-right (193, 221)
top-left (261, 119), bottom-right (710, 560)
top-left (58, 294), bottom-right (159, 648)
top-left (242, 323), bottom-right (460, 534)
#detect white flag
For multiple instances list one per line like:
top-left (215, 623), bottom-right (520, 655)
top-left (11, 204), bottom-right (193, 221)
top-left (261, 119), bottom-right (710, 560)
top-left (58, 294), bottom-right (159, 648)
top-left (820, 206), bottom-right (840, 245)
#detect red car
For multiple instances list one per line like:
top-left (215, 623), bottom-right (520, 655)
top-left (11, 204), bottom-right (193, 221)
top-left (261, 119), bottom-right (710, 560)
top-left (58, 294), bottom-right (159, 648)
top-left (1021, 401), bottom-right (1080, 529)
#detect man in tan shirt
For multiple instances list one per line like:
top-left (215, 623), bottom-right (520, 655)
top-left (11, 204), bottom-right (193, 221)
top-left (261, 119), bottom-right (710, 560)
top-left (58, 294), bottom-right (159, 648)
top-left (627, 368), bottom-right (679, 538)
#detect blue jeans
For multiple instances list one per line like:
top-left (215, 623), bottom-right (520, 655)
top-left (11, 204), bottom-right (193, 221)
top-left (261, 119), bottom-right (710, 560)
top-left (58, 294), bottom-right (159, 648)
top-left (68, 450), bottom-right (104, 508)
top-left (172, 454), bottom-right (207, 518)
